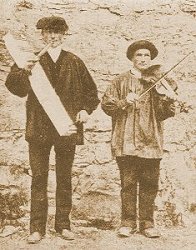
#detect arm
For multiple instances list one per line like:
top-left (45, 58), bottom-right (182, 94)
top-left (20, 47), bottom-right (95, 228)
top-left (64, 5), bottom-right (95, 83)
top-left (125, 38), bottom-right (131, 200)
top-left (155, 94), bottom-right (176, 121)
top-left (79, 60), bottom-right (100, 114)
top-left (5, 63), bottom-right (31, 97)
top-left (101, 80), bottom-right (130, 117)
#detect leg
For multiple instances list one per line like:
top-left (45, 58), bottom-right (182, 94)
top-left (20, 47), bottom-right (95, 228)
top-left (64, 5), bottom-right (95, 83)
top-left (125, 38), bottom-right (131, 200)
top-left (117, 156), bottom-right (138, 229)
top-left (139, 158), bottom-right (160, 231)
top-left (54, 142), bottom-right (76, 233)
top-left (29, 141), bottom-right (51, 236)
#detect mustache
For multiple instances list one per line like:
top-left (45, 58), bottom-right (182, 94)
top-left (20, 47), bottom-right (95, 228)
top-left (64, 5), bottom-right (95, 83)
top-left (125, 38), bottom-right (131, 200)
top-left (139, 63), bottom-right (148, 66)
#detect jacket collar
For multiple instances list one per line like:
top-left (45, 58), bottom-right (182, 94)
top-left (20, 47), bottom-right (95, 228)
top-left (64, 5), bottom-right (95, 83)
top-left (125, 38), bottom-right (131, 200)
top-left (129, 64), bottom-right (142, 79)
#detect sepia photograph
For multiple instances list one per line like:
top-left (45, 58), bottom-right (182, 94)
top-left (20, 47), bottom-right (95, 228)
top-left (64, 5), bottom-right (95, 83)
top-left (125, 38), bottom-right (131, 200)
top-left (0, 0), bottom-right (195, 249)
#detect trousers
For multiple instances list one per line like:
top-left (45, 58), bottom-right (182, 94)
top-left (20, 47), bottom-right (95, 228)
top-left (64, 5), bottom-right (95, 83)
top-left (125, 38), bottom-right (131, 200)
top-left (29, 140), bottom-right (76, 235)
top-left (116, 156), bottom-right (160, 230)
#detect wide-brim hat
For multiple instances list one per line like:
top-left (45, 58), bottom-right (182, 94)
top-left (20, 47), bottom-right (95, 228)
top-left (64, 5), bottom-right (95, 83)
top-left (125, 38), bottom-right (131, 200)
top-left (127, 40), bottom-right (158, 60)
top-left (36, 16), bottom-right (68, 32)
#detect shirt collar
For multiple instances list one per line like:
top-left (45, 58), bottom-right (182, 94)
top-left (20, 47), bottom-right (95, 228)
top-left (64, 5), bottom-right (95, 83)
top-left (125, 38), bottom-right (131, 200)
top-left (47, 45), bottom-right (62, 62)
top-left (48, 44), bottom-right (62, 54)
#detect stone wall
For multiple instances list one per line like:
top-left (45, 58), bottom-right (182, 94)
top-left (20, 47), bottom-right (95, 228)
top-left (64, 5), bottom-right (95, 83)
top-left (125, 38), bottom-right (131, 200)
top-left (0, 0), bottom-right (196, 229)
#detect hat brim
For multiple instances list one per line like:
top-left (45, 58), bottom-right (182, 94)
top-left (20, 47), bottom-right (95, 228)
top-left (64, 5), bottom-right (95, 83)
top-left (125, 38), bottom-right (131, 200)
top-left (127, 40), bottom-right (158, 60)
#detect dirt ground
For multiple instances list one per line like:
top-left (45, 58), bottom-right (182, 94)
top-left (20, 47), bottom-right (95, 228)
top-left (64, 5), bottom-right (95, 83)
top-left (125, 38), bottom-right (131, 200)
top-left (0, 224), bottom-right (196, 250)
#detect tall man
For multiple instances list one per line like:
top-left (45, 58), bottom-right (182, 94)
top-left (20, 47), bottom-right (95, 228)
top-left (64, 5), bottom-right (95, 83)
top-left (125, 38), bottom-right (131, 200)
top-left (101, 40), bottom-right (177, 238)
top-left (5, 16), bottom-right (99, 243)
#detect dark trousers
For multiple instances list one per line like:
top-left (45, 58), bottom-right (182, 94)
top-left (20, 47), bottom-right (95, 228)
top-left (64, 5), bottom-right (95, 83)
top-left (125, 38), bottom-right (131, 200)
top-left (29, 140), bottom-right (76, 235)
top-left (116, 156), bottom-right (160, 230)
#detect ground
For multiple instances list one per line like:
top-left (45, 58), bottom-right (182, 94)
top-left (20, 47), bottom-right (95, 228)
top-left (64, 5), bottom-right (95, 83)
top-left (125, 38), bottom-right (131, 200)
top-left (0, 224), bottom-right (196, 250)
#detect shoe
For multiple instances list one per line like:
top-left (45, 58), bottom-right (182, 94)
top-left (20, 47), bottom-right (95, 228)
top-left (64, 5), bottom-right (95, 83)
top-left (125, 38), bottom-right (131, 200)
top-left (60, 229), bottom-right (75, 240)
top-left (142, 227), bottom-right (161, 238)
top-left (27, 232), bottom-right (42, 244)
top-left (117, 227), bottom-right (135, 237)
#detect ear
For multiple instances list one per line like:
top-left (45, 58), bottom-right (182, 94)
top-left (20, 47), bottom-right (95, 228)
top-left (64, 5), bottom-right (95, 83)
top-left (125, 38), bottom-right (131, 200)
top-left (41, 29), bottom-right (47, 36)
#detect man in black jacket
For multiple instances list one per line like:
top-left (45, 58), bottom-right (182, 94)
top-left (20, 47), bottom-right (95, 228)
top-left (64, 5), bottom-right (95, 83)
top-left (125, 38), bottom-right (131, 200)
top-left (5, 16), bottom-right (99, 243)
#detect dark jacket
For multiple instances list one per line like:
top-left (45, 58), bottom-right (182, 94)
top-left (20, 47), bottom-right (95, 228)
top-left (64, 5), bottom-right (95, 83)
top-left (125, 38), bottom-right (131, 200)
top-left (5, 50), bottom-right (99, 144)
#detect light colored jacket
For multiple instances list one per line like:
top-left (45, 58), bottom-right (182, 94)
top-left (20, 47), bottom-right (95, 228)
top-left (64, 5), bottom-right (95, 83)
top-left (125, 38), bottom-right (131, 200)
top-left (101, 71), bottom-right (177, 158)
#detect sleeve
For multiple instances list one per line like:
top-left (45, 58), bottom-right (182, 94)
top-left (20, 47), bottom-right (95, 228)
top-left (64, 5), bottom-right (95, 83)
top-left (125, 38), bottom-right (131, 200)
top-left (78, 60), bottom-right (100, 114)
top-left (5, 63), bottom-right (31, 98)
top-left (155, 95), bottom-right (176, 121)
top-left (101, 80), bottom-right (129, 117)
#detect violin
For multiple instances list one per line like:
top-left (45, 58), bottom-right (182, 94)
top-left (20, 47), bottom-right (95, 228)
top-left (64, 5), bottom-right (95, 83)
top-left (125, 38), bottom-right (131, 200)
top-left (138, 51), bottom-right (194, 113)
top-left (141, 64), bottom-right (178, 96)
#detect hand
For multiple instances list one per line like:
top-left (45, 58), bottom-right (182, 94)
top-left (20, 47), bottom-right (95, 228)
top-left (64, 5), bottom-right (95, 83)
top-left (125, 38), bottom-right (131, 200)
top-left (126, 92), bottom-right (139, 104)
top-left (23, 55), bottom-right (39, 72)
top-left (61, 124), bottom-right (77, 136)
top-left (169, 103), bottom-right (176, 113)
top-left (76, 110), bottom-right (89, 123)
top-left (146, 76), bottom-right (157, 84)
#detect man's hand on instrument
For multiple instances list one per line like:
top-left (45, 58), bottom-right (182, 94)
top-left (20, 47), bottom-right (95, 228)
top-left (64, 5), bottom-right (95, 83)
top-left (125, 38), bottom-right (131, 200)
top-left (23, 55), bottom-right (39, 72)
top-left (126, 92), bottom-right (139, 104)
top-left (143, 75), bottom-right (158, 84)
top-left (76, 110), bottom-right (89, 123)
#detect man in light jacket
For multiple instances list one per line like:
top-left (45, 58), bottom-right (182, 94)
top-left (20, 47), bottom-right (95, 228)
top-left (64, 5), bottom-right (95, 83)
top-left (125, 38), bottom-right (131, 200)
top-left (101, 40), bottom-right (177, 238)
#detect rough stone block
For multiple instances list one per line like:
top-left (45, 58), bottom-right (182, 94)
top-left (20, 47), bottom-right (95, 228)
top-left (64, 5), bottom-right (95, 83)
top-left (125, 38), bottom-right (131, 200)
top-left (72, 192), bottom-right (121, 229)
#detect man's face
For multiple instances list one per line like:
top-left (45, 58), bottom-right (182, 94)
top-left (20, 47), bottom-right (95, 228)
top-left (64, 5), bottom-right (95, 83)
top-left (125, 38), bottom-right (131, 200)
top-left (41, 29), bottom-right (65, 48)
top-left (132, 49), bottom-right (151, 72)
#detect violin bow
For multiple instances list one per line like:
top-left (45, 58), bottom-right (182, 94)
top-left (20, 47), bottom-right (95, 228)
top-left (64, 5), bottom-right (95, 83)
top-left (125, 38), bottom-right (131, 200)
top-left (139, 50), bottom-right (194, 99)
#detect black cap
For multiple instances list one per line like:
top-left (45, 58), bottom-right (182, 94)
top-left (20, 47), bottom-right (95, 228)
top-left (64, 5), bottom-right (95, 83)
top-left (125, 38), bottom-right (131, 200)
top-left (127, 40), bottom-right (158, 60)
top-left (36, 16), bottom-right (68, 32)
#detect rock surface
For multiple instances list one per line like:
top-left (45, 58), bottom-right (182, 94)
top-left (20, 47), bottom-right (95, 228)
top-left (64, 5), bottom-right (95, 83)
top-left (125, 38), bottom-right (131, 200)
top-left (0, 0), bottom-right (195, 230)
